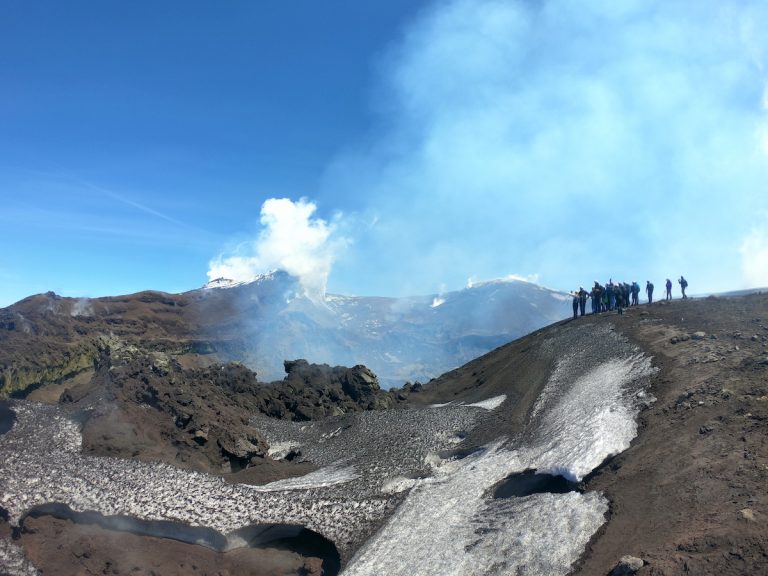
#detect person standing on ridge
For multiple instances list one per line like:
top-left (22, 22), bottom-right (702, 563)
top-left (590, 283), bottom-right (598, 314)
top-left (591, 282), bottom-right (602, 314)
top-left (665, 278), bottom-right (672, 300)
top-left (646, 280), bottom-right (654, 304)
top-left (607, 280), bottom-right (616, 311)
top-left (578, 287), bottom-right (589, 316)
top-left (679, 276), bottom-right (688, 299)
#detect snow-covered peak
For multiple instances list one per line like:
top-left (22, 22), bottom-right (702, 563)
top-left (203, 277), bottom-right (247, 290)
top-left (464, 276), bottom-right (570, 300)
top-left (203, 270), bottom-right (297, 291)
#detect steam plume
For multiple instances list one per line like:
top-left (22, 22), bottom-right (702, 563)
top-left (324, 0), bottom-right (768, 296)
top-left (207, 198), bottom-right (348, 300)
top-left (740, 224), bottom-right (768, 288)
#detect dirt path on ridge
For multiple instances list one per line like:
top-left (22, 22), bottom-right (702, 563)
top-left (572, 294), bottom-right (768, 575)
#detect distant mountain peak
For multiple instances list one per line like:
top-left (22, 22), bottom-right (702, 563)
top-left (202, 270), bottom-right (297, 291)
top-left (203, 277), bottom-right (245, 290)
top-left (467, 275), bottom-right (537, 289)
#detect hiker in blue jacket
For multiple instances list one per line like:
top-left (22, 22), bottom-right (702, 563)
top-left (578, 287), bottom-right (589, 316)
top-left (646, 280), bottom-right (654, 304)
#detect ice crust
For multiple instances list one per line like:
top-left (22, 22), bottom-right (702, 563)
top-left (344, 443), bottom-right (609, 576)
top-left (0, 322), bottom-right (655, 575)
top-left (468, 394), bottom-right (507, 410)
top-left (344, 328), bottom-right (655, 576)
top-left (527, 354), bottom-right (654, 481)
top-left (0, 400), bottom-right (484, 572)
top-left (429, 394), bottom-right (506, 410)
top-left (0, 539), bottom-right (38, 576)
top-left (247, 464), bottom-right (359, 491)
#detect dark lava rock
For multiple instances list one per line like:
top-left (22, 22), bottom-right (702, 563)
top-left (611, 555), bottom-right (644, 575)
top-left (72, 349), bottom-right (404, 476)
top-left (0, 400), bottom-right (15, 435)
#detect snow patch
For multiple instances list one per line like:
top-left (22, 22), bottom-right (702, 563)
top-left (266, 441), bottom-right (300, 460)
top-left (247, 464), bottom-right (358, 492)
top-left (526, 354), bottom-right (654, 482)
top-left (344, 351), bottom-right (654, 575)
top-left (381, 476), bottom-right (418, 494)
top-left (343, 443), bottom-right (607, 576)
top-left (429, 395), bottom-right (506, 411)
top-left (203, 277), bottom-right (247, 290)
top-left (467, 395), bottom-right (506, 410)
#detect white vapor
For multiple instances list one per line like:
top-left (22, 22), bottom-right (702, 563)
top-left (740, 223), bottom-right (768, 288)
top-left (324, 0), bottom-right (768, 297)
top-left (207, 198), bottom-right (348, 300)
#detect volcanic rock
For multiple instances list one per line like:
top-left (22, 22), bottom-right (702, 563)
top-left (610, 555), bottom-right (644, 575)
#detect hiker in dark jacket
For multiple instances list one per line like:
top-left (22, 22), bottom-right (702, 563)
top-left (578, 287), bottom-right (589, 316)
top-left (616, 284), bottom-right (625, 314)
top-left (679, 276), bottom-right (688, 299)
top-left (591, 282), bottom-right (602, 314)
top-left (646, 280), bottom-right (654, 304)
top-left (665, 278), bottom-right (672, 301)
top-left (607, 281), bottom-right (616, 311)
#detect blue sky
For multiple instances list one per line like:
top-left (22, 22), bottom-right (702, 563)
top-left (2, 0), bottom-right (768, 307)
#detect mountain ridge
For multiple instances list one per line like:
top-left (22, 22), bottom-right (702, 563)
top-left (0, 272), bottom-right (570, 394)
top-left (1, 292), bottom-right (767, 574)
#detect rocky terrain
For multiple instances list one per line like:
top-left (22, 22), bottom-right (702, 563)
top-left (407, 293), bottom-right (768, 575)
top-left (0, 272), bottom-right (570, 394)
top-left (1, 291), bottom-right (767, 575)
top-left (573, 293), bottom-right (768, 575)
top-left (0, 287), bottom-right (408, 481)
top-left (75, 351), bottom-right (403, 482)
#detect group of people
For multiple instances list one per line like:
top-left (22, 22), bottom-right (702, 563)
top-left (571, 276), bottom-right (688, 319)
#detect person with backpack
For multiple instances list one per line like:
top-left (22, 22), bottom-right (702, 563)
top-left (665, 278), bottom-right (672, 301)
top-left (679, 276), bottom-right (688, 299)
top-left (646, 280), bottom-right (654, 304)
top-left (591, 282), bottom-right (602, 314)
top-left (572, 291), bottom-right (580, 319)
top-left (631, 281), bottom-right (640, 306)
top-left (607, 280), bottom-right (616, 311)
top-left (578, 287), bottom-right (589, 316)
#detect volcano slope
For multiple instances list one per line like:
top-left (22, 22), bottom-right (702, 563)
top-left (405, 293), bottom-right (768, 575)
top-left (570, 293), bottom-right (768, 576)
top-left (1, 292), bottom-right (767, 575)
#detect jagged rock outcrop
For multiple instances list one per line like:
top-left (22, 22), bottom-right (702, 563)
top-left (69, 344), bottom-right (404, 475)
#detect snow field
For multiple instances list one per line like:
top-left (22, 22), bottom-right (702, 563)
top-left (343, 330), bottom-right (655, 575)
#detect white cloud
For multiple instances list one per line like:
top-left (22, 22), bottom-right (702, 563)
top-left (740, 225), bottom-right (768, 288)
top-left (325, 0), bottom-right (768, 297)
top-left (207, 198), bottom-right (348, 300)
